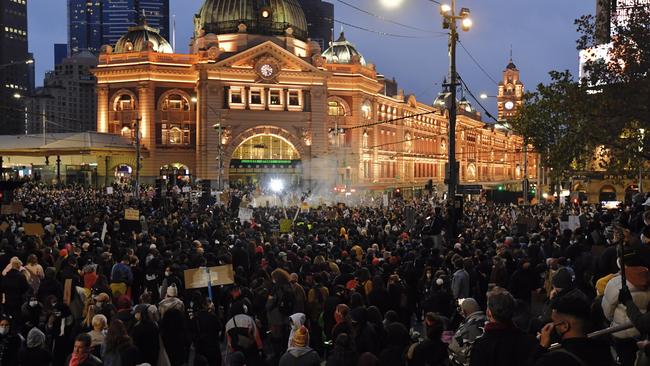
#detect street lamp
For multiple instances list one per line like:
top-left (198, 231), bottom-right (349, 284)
top-left (0, 59), bottom-right (33, 69)
top-left (213, 121), bottom-right (223, 191)
top-left (13, 93), bottom-right (21, 99)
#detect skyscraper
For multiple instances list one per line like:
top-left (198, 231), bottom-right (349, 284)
top-left (55, 44), bottom-right (69, 65)
top-left (0, 0), bottom-right (30, 135)
top-left (298, 0), bottom-right (334, 51)
top-left (68, 0), bottom-right (169, 55)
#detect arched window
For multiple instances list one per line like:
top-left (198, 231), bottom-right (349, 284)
top-left (362, 130), bottom-right (369, 149)
top-left (114, 94), bottom-right (135, 111)
top-left (161, 93), bottom-right (190, 111)
top-left (328, 100), bottom-right (346, 116)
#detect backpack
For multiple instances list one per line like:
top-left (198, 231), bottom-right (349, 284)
top-left (227, 316), bottom-right (256, 351)
top-left (278, 285), bottom-right (295, 316)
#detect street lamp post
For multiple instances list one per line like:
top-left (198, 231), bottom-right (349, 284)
top-left (214, 120), bottom-right (223, 191)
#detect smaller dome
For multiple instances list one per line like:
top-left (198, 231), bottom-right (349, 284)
top-left (322, 32), bottom-right (366, 66)
top-left (433, 91), bottom-right (452, 110)
top-left (114, 24), bottom-right (173, 54)
top-left (506, 61), bottom-right (517, 70)
top-left (458, 97), bottom-right (476, 113)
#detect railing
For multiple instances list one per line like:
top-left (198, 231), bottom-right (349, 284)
top-left (157, 110), bottom-right (194, 123)
top-left (548, 322), bottom-right (634, 351)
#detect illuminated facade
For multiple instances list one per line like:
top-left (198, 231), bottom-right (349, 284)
top-left (93, 0), bottom-right (535, 192)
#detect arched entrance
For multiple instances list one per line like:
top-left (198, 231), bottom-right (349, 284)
top-left (160, 163), bottom-right (191, 185)
top-left (599, 185), bottom-right (617, 202)
top-left (229, 134), bottom-right (302, 190)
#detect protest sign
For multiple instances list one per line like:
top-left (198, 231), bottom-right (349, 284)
top-left (184, 265), bottom-right (235, 289)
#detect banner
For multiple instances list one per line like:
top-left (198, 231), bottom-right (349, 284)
top-left (106, 187), bottom-right (114, 195)
top-left (23, 223), bottom-right (45, 237)
top-left (280, 218), bottom-right (293, 233)
top-left (124, 209), bottom-right (140, 221)
top-left (184, 265), bottom-right (235, 289)
top-left (238, 208), bottom-right (253, 222)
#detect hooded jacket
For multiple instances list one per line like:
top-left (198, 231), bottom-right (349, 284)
top-left (602, 266), bottom-right (650, 338)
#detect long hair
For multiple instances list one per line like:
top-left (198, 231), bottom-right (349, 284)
top-left (105, 319), bottom-right (132, 353)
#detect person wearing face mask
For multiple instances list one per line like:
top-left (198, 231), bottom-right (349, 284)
top-left (0, 316), bottom-right (21, 365)
top-left (20, 296), bottom-right (44, 331)
top-left (533, 291), bottom-right (614, 366)
top-left (130, 304), bottom-right (160, 366)
top-left (159, 266), bottom-right (183, 301)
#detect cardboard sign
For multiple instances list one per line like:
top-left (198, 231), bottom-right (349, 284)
top-left (382, 194), bottom-right (389, 207)
top-left (106, 187), bottom-right (114, 195)
top-left (280, 218), bottom-right (293, 233)
top-left (184, 265), bottom-right (235, 289)
top-left (182, 186), bottom-right (191, 193)
top-left (124, 208), bottom-right (140, 221)
top-left (568, 215), bottom-right (581, 231)
top-left (63, 279), bottom-right (72, 305)
top-left (23, 223), bottom-right (45, 237)
top-left (0, 222), bottom-right (9, 232)
top-left (300, 202), bottom-right (310, 213)
top-left (1, 203), bottom-right (23, 215)
top-left (238, 208), bottom-right (253, 222)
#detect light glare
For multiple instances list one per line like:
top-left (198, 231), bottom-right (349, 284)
top-left (380, 0), bottom-right (404, 9)
top-left (270, 179), bottom-right (284, 192)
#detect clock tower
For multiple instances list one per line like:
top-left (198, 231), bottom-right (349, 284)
top-left (497, 58), bottom-right (524, 121)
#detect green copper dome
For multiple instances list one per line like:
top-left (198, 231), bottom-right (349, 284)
top-left (197, 0), bottom-right (308, 40)
top-left (114, 24), bottom-right (173, 54)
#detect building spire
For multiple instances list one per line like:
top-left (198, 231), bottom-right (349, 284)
top-left (509, 44), bottom-right (513, 62)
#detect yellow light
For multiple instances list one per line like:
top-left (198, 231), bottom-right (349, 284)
top-left (261, 10), bottom-right (270, 18)
top-left (461, 18), bottom-right (473, 31)
top-left (380, 0), bottom-right (404, 9)
top-left (440, 4), bottom-right (451, 13)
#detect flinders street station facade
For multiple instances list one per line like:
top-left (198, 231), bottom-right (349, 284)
top-left (90, 0), bottom-right (536, 194)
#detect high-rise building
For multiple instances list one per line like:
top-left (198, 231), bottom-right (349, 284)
top-left (298, 0), bottom-right (333, 51)
top-left (0, 0), bottom-right (30, 135)
top-left (68, 0), bottom-right (169, 55)
top-left (27, 52), bottom-right (98, 134)
top-left (102, 0), bottom-right (170, 50)
top-left (55, 43), bottom-right (69, 65)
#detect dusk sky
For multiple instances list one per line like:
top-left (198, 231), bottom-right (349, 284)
top-left (28, 0), bottom-right (595, 118)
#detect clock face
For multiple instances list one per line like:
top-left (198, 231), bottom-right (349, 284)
top-left (505, 101), bottom-right (515, 110)
top-left (260, 64), bottom-right (274, 78)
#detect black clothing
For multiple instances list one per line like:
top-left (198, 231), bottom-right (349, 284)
top-left (469, 323), bottom-right (537, 366)
top-left (533, 338), bottom-right (614, 366)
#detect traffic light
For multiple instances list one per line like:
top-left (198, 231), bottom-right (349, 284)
top-left (498, 185), bottom-right (505, 191)
top-left (394, 188), bottom-right (402, 198)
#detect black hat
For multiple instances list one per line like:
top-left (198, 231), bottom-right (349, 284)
top-left (552, 267), bottom-right (574, 289)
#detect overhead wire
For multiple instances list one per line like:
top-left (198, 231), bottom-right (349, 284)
top-left (335, 0), bottom-right (446, 35)
top-left (458, 40), bottom-right (500, 85)
top-left (334, 20), bottom-right (438, 38)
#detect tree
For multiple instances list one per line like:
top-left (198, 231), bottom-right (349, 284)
top-left (576, 4), bottom-right (650, 175)
top-left (511, 71), bottom-right (592, 203)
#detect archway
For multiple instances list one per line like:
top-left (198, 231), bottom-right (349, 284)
top-left (114, 164), bottom-right (133, 184)
top-left (599, 185), bottom-right (617, 202)
top-left (229, 133), bottom-right (302, 190)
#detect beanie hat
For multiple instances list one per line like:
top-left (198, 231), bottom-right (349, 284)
top-left (552, 267), bottom-right (573, 289)
top-left (166, 284), bottom-right (178, 298)
top-left (291, 326), bottom-right (309, 348)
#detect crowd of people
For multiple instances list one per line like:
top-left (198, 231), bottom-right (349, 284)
top-left (0, 182), bottom-right (649, 366)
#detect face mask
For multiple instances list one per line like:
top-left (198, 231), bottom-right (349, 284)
top-left (95, 301), bottom-right (103, 308)
top-left (0, 327), bottom-right (9, 335)
top-left (29, 301), bottom-right (38, 307)
top-left (165, 271), bottom-right (171, 277)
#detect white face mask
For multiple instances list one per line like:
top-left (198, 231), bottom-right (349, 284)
top-left (29, 301), bottom-right (38, 307)
top-left (165, 271), bottom-right (171, 277)
top-left (0, 327), bottom-right (9, 335)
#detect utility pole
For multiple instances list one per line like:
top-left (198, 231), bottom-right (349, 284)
top-left (215, 117), bottom-right (223, 191)
top-left (440, 0), bottom-right (472, 240)
top-left (134, 116), bottom-right (141, 199)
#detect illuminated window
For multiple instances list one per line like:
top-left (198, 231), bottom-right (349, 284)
top-left (328, 100), bottom-right (346, 116)
top-left (115, 94), bottom-right (135, 111)
top-left (121, 126), bottom-right (132, 138)
top-left (232, 135), bottom-right (299, 160)
top-left (269, 90), bottom-right (281, 105)
top-left (362, 131), bottom-right (368, 148)
top-left (162, 124), bottom-right (190, 145)
top-left (161, 94), bottom-right (189, 111)
top-left (361, 101), bottom-right (372, 119)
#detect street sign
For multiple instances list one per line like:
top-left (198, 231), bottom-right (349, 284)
top-left (457, 185), bottom-right (482, 194)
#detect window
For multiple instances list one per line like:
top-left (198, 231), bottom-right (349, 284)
top-left (250, 90), bottom-right (262, 105)
top-left (162, 94), bottom-right (189, 111)
top-left (162, 124), bottom-right (190, 145)
top-left (328, 100), bottom-right (345, 116)
top-left (231, 89), bottom-right (243, 104)
top-left (362, 131), bottom-right (368, 149)
top-left (120, 126), bottom-right (132, 138)
top-left (269, 90), bottom-right (281, 105)
top-left (361, 101), bottom-right (372, 119)
top-left (115, 94), bottom-right (134, 111)
top-left (288, 91), bottom-right (300, 106)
